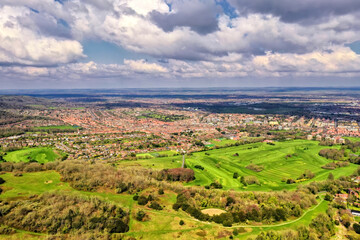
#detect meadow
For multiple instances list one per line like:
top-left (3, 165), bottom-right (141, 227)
top-left (33, 125), bottom-right (80, 130)
top-left (119, 140), bottom-right (359, 191)
top-left (0, 171), bottom-right (328, 240)
top-left (3, 147), bottom-right (63, 164)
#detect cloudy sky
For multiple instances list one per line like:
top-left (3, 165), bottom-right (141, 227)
top-left (1, 0), bottom-right (360, 89)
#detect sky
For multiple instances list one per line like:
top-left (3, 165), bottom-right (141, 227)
top-left (1, 0), bottom-right (360, 89)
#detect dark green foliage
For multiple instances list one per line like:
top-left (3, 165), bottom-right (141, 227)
top-left (137, 196), bottom-right (149, 205)
top-left (233, 172), bottom-right (239, 179)
top-left (209, 181), bottom-right (223, 189)
top-left (179, 220), bottom-right (185, 225)
top-left (194, 165), bottom-right (204, 170)
top-left (353, 223), bottom-right (360, 234)
top-left (324, 194), bottom-right (333, 201)
top-left (328, 173), bottom-right (334, 180)
top-left (135, 210), bottom-right (146, 221)
top-left (286, 178), bottom-right (295, 184)
top-left (0, 177), bottom-right (5, 184)
top-left (226, 197), bottom-right (235, 206)
top-left (116, 182), bottom-right (129, 193)
top-left (158, 188), bottom-right (164, 195)
top-left (133, 194), bottom-right (139, 201)
top-left (149, 201), bottom-right (163, 210)
top-left (240, 176), bottom-right (247, 186)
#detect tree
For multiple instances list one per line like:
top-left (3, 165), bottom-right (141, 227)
top-left (353, 223), bottom-right (360, 234)
top-left (137, 196), bottom-right (148, 205)
top-left (328, 173), bottom-right (334, 180)
top-left (135, 210), bottom-right (146, 221)
top-left (233, 172), bottom-right (239, 179)
top-left (240, 176), bottom-right (247, 186)
top-left (179, 220), bottom-right (185, 225)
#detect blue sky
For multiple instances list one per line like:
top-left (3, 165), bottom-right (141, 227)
top-left (0, 0), bottom-right (360, 89)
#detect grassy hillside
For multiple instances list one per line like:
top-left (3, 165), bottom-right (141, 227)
top-left (119, 140), bottom-right (359, 191)
top-left (0, 171), bottom-right (328, 240)
top-left (3, 147), bottom-right (63, 164)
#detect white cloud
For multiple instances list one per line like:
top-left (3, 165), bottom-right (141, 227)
top-left (0, 5), bottom-right (85, 66)
top-left (1, 0), bottom-right (360, 87)
top-left (124, 59), bottom-right (168, 73)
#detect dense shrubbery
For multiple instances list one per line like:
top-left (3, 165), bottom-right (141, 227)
top-left (243, 176), bottom-right (260, 185)
top-left (56, 160), bottom-right (163, 193)
top-left (0, 193), bottom-right (129, 234)
top-left (322, 161), bottom-right (349, 170)
top-left (298, 170), bottom-right (315, 180)
top-left (246, 164), bottom-right (264, 172)
top-left (319, 149), bottom-right (346, 160)
top-left (194, 165), bottom-right (204, 170)
top-left (252, 213), bottom-right (335, 240)
top-left (172, 188), bottom-right (317, 226)
top-left (158, 168), bottom-right (195, 182)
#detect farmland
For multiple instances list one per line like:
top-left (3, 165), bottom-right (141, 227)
top-left (119, 140), bottom-right (359, 191)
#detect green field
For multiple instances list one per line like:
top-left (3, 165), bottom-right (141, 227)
top-left (137, 150), bottom-right (179, 159)
top-left (3, 147), bottom-right (63, 164)
top-left (34, 125), bottom-right (80, 130)
top-left (119, 140), bottom-right (359, 191)
top-left (0, 171), bottom-right (329, 240)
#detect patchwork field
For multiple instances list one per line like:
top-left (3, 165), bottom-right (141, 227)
top-left (3, 147), bottom-right (63, 164)
top-left (120, 140), bottom-right (359, 191)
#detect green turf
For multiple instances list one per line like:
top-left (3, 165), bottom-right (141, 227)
top-left (0, 171), bottom-right (133, 209)
top-left (119, 140), bottom-right (359, 191)
top-left (34, 125), bottom-right (80, 130)
top-left (137, 150), bottom-right (179, 159)
top-left (3, 148), bottom-right (62, 164)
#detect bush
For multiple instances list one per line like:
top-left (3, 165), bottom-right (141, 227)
top-left (137, 196), bottom-right (148, 205)
top-left (194, 165), bottom-right (204, 170)
top-left (0, 177), bottom-right (5, 184)
top-left (0, 193), bottom-right (129, 234)
top-left (149, 201), bottom-right (163, 210)
top-left (136, 210), bottom-right (146, 221)
top-left (133, 195), bottom-right (139, 201)
top-left (210, 181), bottom-right (223, 189)
top-left (179, 220), bottom-right (185, 225)
top-left (244, 176), bottom-right (260, 185)
top-left (158, 188), bottom-right (164, 195)
top-left (246, 164), bottom-right (264, 172)
top-left (159, 168), bottom-right (195, 182)
top-left (233, 172), bottom-right (239, 179)
top-left (286, 178), bottom-right (295, 184)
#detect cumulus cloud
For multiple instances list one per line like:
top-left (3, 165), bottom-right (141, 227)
top-left (228, 0), bottom-right (360, 24)
top-left (149, 0), bottom-right (221, 35)
top-left (0, 5), bottom-right (84, 66)
top-left (124, 59), bottom-right (168, 73)
top-left (1, 0), bottom-right (360, 87)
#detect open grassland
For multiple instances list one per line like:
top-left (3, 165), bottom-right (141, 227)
top-left (34, 125), bottom-right (80, 130)
top-left (119, 140), bottom-right (359, 191)
top-left (3, 148), bottom-right (63, 164)
top-left (137, 150), bottom-right (179, 159)
top-left (0, 170), bottom-right (329, 239)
